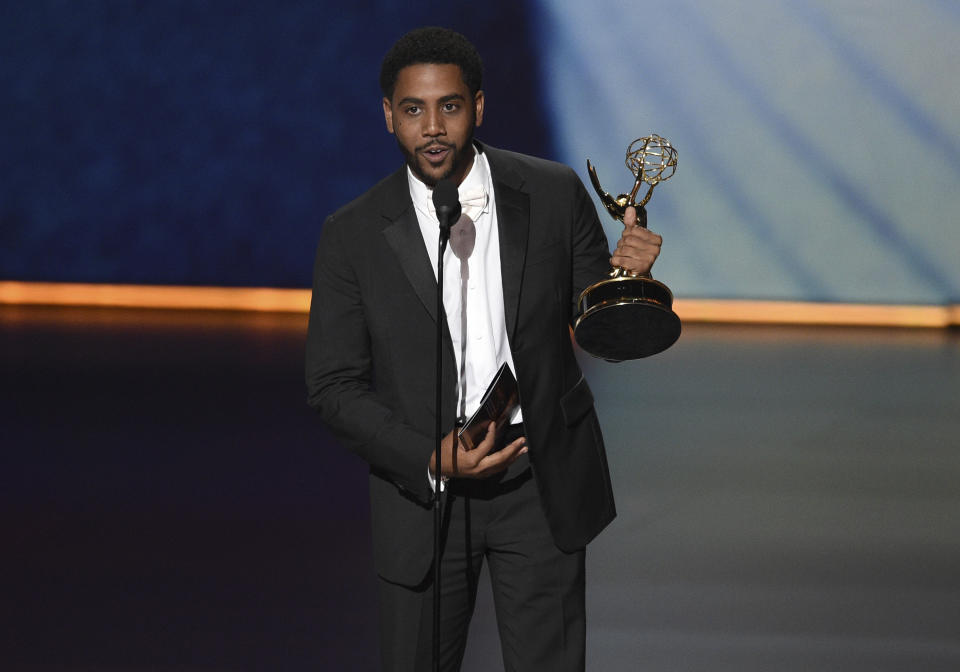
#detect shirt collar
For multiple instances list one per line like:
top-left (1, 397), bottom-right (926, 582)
top-left (408, 145), bottom-right (491, 223)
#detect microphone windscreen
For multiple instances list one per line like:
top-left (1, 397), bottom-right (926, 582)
top-left (432, 179), bottom-right (461, 222)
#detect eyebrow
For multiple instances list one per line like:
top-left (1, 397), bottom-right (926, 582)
top-left (397, 93), bottom-right (467, 106)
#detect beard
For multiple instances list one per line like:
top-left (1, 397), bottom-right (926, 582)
top-left (396, 130), bottom-right (476, 187)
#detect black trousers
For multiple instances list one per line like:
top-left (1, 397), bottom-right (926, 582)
top-left (377, 454), bottom-right (586, 672)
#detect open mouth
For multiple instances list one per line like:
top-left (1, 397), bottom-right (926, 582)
top-left (422, 144), bottom-right (451, 164)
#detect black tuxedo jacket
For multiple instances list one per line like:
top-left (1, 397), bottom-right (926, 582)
top-left (306, 143), bottom-right (616, 586)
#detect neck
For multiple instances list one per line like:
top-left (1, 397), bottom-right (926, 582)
top-left (450, 143), bottom-right (477, 186)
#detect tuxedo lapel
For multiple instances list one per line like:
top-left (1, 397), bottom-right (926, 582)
top-left (380, 170), bottom-right (441, 323)
top-left (486, 147), bottom-right (530, 341)
top-left (379, 147), bottom-right (532, 335)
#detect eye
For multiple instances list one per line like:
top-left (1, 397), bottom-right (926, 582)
top-left (405, 105), bottom-right (421, 116)
top-left (442, 102), bottom-right (459, 112)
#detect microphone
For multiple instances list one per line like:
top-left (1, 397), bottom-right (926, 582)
top-left (432, 179), bottom-right (461, 243)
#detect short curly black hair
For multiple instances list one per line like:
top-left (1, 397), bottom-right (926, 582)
top-left (379, 27), bottom-right (483, 100)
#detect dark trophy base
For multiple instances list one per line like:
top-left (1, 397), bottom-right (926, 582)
top-left (574, 276), bottom-right (681, 361)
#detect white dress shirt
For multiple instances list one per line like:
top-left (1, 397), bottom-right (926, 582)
top-left (408, 148), bottom-right (523, 425)
top-left (408, 148), bottom-right (523, 485)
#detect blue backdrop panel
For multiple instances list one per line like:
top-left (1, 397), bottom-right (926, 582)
top-left (0, 0), bottom-right (551, 287)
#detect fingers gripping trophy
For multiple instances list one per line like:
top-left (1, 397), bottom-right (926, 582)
top-left (574, 134), bottom-right (681, 361)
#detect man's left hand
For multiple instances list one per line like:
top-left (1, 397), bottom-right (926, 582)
top-left (610, 205), bottom-right (662, 275)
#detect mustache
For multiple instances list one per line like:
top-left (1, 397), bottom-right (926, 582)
top-left (417, 141), bottom-right (455, 152)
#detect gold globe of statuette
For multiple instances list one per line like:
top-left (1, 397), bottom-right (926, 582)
top-left (627, 135), bottom-right (677, 194)
top-left (574, 134), bottom-right (681, 361)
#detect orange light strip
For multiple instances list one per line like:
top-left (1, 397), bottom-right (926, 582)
top-left (1, 281), bottom-right (957, 327)
top-left (0, 281), bottom-right (310, 313)
top-left (673, 298), bottom-right (957, 328)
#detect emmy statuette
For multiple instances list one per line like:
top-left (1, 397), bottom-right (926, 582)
top-left (574, 135), bottom-right (681, 361)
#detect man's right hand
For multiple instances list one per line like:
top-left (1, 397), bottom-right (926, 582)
top-left (429, 421), bottom-right (527, 480)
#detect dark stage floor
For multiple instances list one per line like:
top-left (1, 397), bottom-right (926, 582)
top-left (2, 305), bottom-right (958, 671)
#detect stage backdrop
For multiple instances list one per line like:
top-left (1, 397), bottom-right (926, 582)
top-left (2, 0), bottom-right (958, 304)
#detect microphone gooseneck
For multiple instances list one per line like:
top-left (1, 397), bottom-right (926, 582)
top-left (432, 179), bottom-right (462, 242)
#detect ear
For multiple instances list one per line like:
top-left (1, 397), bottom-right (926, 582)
top-left (474, 90), bottom-right (485, 127)
top-left (383, 97), bottom-right (395, 134)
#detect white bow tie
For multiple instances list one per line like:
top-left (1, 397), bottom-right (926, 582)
top-left (428, 185), bottom-right (488, 222)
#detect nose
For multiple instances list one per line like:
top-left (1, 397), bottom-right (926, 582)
top-left (423, 108), bottom-right (445, 137)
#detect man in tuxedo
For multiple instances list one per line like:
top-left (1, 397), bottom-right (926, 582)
top-left (306, 27), bottom-right (662, 671)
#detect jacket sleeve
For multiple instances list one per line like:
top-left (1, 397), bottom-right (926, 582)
top-left (568, 169), bottom-right (613, 323)
top-left (305, 213), bottom-right (435, 504)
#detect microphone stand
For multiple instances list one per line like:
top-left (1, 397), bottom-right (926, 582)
top-left (432, 181), bottom-right (460, 672)
top-left (433, 221), bottom-right (449, 672)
